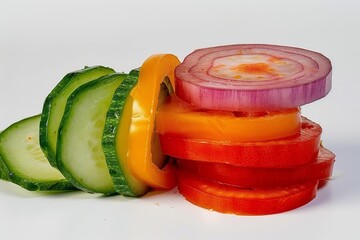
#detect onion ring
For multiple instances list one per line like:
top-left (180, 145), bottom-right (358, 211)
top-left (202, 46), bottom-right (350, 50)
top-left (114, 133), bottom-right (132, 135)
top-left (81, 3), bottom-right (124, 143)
top-left (175, 44), bottom-right (332, 111)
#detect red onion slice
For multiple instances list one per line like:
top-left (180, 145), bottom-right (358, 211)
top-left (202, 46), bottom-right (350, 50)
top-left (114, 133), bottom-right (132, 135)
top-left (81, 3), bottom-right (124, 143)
top-left (175, 44), bottom-right (332, 111)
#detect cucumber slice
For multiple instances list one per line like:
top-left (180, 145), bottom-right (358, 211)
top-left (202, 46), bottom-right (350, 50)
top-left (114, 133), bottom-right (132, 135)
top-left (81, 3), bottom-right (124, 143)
top-left (103, 69), bottom-right (149, 197)
top-left (0, 115), bottom-right (75, 191)
top-left (57, 73), bottom-right (127, 194)
top-left (40, 66), bottom-right (115, 168)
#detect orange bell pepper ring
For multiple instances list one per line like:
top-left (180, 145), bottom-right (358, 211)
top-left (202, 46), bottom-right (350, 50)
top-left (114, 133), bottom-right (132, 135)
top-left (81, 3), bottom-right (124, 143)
top-left (128, 54), bottom-right (180, 190)
top-left (156, 95), bottom-right (301, 142)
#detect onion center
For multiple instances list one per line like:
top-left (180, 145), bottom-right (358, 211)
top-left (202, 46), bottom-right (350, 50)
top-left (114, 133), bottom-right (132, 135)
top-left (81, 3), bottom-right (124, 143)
top-left (209, 54), bottom-right (301, 81)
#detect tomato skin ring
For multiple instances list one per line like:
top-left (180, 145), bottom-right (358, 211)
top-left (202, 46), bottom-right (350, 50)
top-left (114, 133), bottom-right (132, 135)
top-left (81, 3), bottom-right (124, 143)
top-left (177, 169), bottom-right (318, 215)
top-left (176, 146), bottom-right (334, 188)
top-left (160, 117), bottom-right (321, 168)
top-left (156, 95), bottom-right (301, 142)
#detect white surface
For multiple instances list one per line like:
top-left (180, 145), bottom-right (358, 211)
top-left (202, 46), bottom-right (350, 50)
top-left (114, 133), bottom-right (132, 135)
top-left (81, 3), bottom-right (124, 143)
top-left (1, 0), bottom-right (359, 239)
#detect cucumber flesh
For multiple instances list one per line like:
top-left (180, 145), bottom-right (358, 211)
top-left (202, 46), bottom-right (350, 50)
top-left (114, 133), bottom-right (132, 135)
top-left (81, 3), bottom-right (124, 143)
top-left (103, 69), bottom-right (149, 197)
top-left (40, 66), bottom-right (115, 168)
top-left (0, 115), bottom-right (75, 191)
top-left (57, 73), bottom-right (127, 194)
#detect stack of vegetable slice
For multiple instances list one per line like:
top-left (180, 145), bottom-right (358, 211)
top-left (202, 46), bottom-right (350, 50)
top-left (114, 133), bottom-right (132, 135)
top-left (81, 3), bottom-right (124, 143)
top-left (0, 44), bottom-right (335, 216)
top-left (156, 44), bottom-right (335, 215)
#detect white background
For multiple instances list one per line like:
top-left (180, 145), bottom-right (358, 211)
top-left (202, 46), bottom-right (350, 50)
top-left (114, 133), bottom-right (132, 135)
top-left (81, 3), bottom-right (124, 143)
top-left (1, 0), bottom-right (359, 239)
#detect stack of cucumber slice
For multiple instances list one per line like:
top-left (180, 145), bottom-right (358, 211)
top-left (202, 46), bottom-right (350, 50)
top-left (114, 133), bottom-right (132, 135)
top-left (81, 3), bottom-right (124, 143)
top-left (0, 66), bottom-right (150, 196)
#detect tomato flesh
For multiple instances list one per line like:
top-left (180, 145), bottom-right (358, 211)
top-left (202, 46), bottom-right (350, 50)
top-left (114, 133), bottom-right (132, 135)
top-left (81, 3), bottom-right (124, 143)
top-left (176, 146), bottom-right (334, 188)
top-left (160, 117), bottom-right (321, 168)
top-left (177, 169), bottom-right (318, 215)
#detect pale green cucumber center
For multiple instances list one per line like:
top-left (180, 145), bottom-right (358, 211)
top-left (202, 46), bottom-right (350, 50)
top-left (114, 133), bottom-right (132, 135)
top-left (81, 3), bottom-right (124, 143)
top-left (2, 117), bottom-right (65, 181)
top-left (47, 70), bottom-right (114, 158)
top-left (60, 81), bottom-right (118, 192)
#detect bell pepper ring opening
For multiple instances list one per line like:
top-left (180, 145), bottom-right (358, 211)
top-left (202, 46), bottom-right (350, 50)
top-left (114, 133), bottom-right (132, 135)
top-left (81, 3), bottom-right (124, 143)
top-left (128, 54), bottom-right (180, 190)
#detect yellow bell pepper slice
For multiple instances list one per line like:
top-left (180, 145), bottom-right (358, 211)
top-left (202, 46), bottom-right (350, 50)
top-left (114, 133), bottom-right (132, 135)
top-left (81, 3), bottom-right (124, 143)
top-left (128, 54), bottom-right (180, 190)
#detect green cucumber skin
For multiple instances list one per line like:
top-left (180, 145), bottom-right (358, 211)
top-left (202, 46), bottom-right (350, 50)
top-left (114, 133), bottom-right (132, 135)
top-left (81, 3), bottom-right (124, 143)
top-left (102, 69), bottom-right (149, 197)
top-left (0, 115), bottom-right (76, 191)
top-left (0, 153), bottom-right (10, 181)
top-left (0, 131), bottom-right (11, 181)
top-left (56, 73), bottom-right (127, 194)
top-left (40, 66), bottom-right (115, 168)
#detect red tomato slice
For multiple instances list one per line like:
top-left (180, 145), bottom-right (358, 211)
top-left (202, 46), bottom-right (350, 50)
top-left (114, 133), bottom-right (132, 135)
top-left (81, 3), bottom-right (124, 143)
top-left (177, 146), bottom-right (334, 188)
top-left (177, 169), bottom-right (318, 215)
top-left (160, 117), bottom-right (321, 168)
